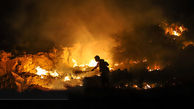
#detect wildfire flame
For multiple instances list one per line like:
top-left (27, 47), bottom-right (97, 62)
top-left (35, 66), bottom-right (49, 78)
top-left (72, 59), bottom-right (97, 68)
top-left (172, 30), bottom-right (181, 36)
top-left (64, 76), bottom-right (71, 81)
top-left (0, 48), bottom-right (165, 92)
top-left (50, 70), bottom-right (59, 77)
top-left (165, 25), bottom-right (187, 37)
top-left (147, 64), bottom-right (160, 72)
top-left (88, 59), bottom-right (98, 67)
top-left (72, 59), bottom-right (78, 67)
top-left (35, 66), bottom-right (59, 78)
top-left (161, 22), bottom-right (187, 37)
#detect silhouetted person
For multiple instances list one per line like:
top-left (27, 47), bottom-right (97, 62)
top-left (91, 55), bottom-right (110, 88)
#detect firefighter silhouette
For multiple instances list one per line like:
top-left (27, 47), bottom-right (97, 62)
top-left (91, 55), bottom-right (110, 88)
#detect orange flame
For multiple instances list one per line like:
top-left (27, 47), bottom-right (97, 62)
top-left (35, 66), bottom-right (49, 78)
top-left (72, 58), bottom-right (97, 68)
top-left (35, 66), bottom-right (59, 78)
top-left (182, 41), bottom-right (194, 49)
top-left (147, 64), bottom-right (160, 72)
top-left (161, 22), bottom-right (187, 37)
top-left (64, 76), bottom-right (71, 81)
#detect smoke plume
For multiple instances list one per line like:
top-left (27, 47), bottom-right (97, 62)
top-left (1, 0), bottom-right (193, 69)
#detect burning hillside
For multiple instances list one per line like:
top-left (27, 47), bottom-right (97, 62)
top-left (0, 17), bottom-right (192, 94)
top-left (0, 49), bottom-right (102, 92)
top-left (0, 46), bottom-right (180, 92)
top-left (0, 20), bottom-right (191, 92)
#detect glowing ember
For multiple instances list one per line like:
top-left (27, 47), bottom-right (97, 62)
top-left (142, 58), bottom-right (148, 63)
top-left (97, 74), bottom-right (101, 76)
top-left (142, 82), bottom-right (157, 90)
top-left (182, 41), bottom-right (194, 49)
top-left (131, 84), bottom-right (141, 90)
top-left (144, 84), bottom-right (151, 90)
top-left (147, 65), bottom-right (160, 72)
top-left (132, 84), bottom-right (138, 88)
top-left (115, 82), bottom-right (159, 90)
top-left (124, 84), bottom-right (129, 87)
top-left (129, 60), bottom-right (140, 64)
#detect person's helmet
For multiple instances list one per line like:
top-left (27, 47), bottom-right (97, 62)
top-left (94, 55), bottom-right (100, 61)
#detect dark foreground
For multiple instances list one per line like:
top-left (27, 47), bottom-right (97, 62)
top-left (0, 83), bottom-right (193, 108)
top-left (1, 68), bottom-right (194, 108)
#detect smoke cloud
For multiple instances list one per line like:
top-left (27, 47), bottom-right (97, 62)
top-left (1, 0), bottom-right (193, 68)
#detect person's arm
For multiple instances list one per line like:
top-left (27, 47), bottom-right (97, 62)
top-left (91, 63), bottom-right (98, 71)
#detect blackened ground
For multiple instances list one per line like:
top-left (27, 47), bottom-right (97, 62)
top-left (0, 84), bottom-right (193, 108)
top-left (1, 67), bottom-right (194, 108)
top-left (0, 77), bottom-right (194, 108)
